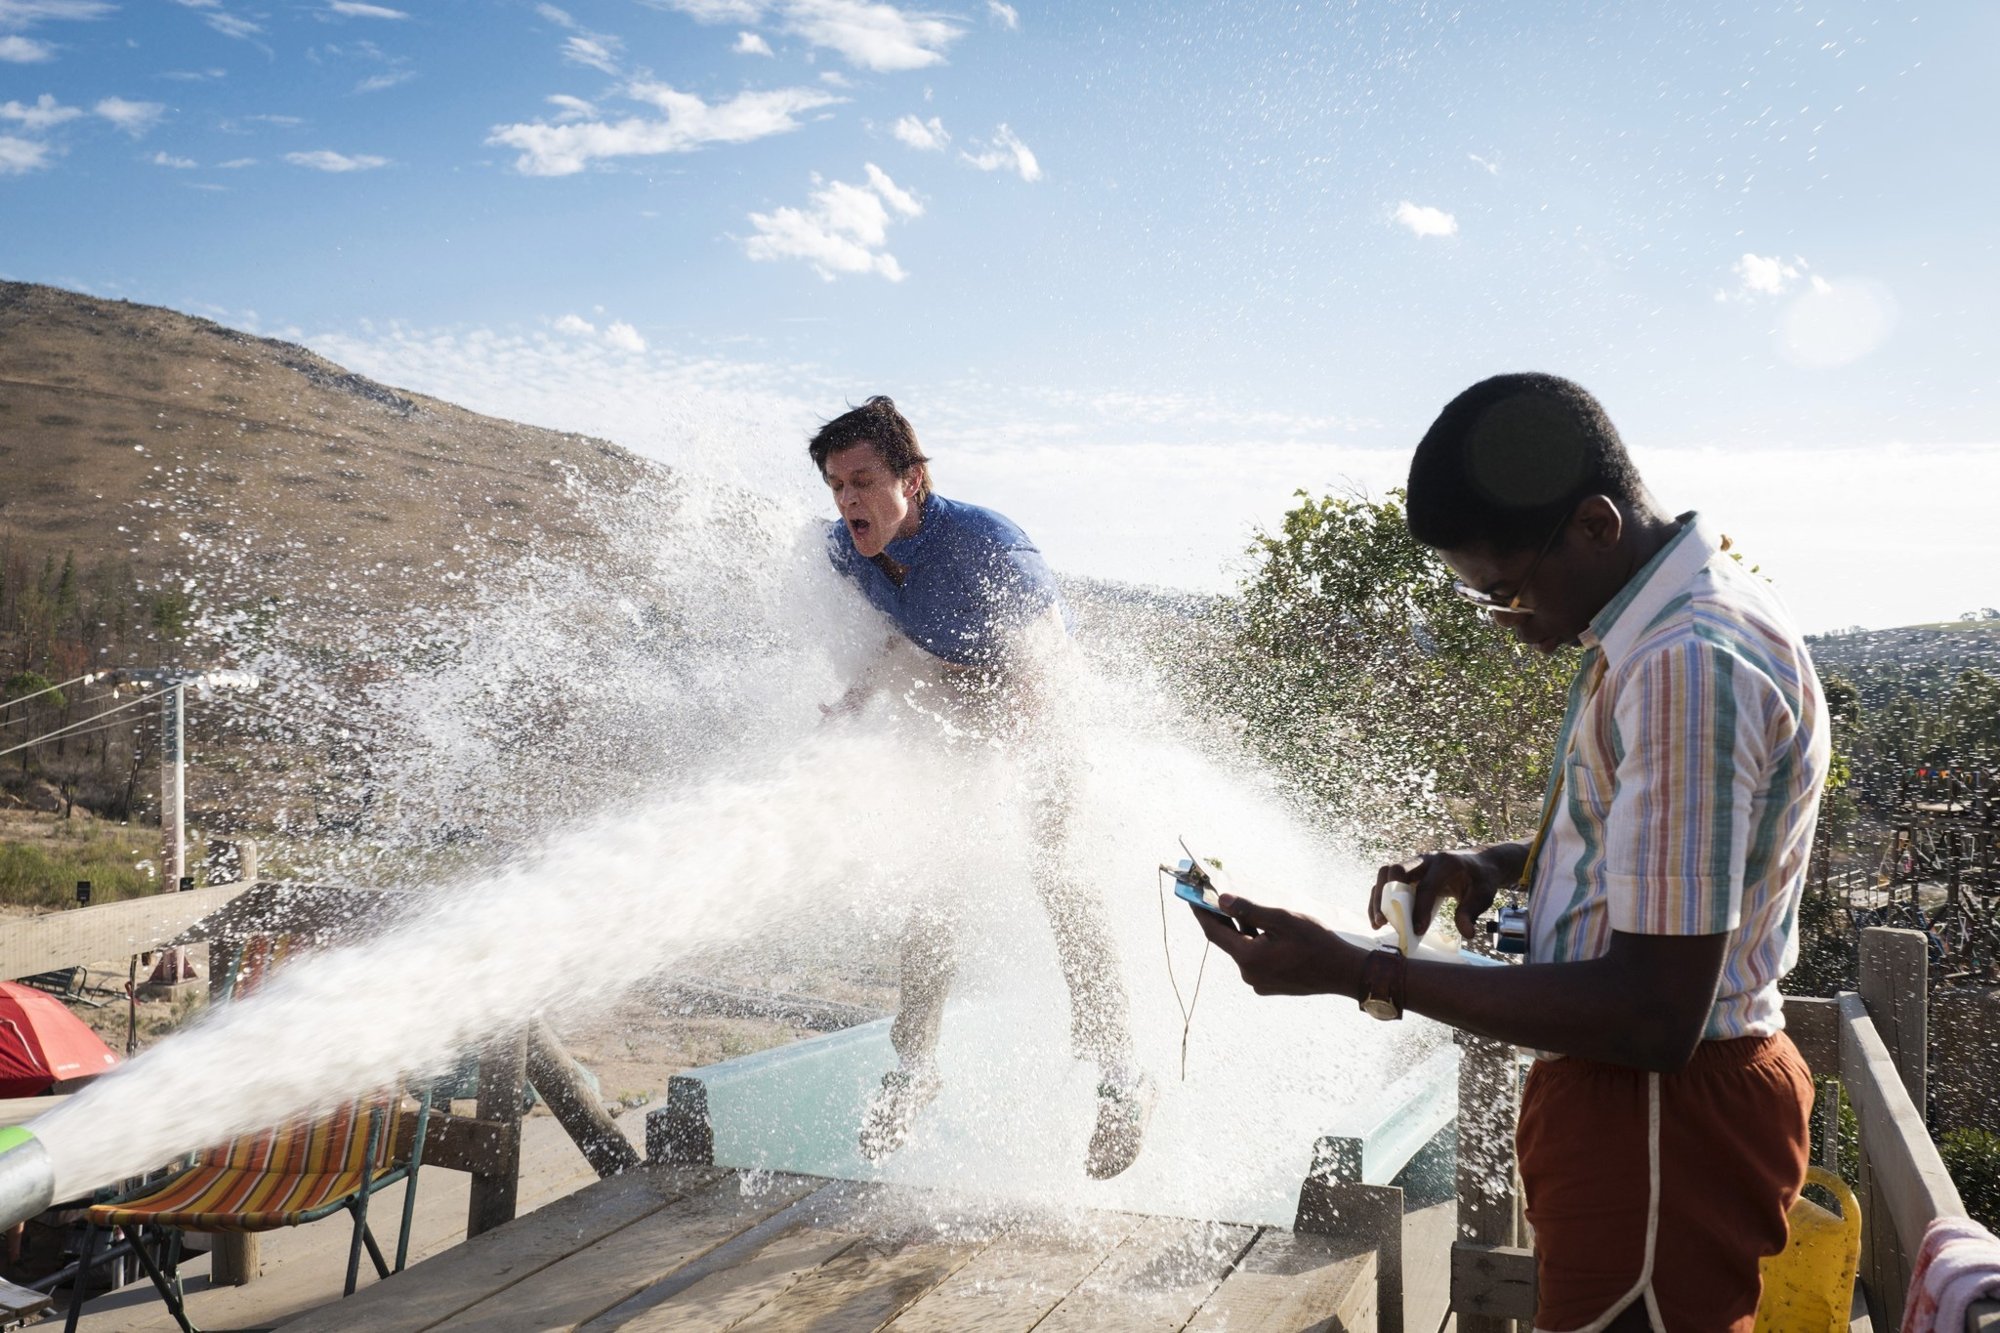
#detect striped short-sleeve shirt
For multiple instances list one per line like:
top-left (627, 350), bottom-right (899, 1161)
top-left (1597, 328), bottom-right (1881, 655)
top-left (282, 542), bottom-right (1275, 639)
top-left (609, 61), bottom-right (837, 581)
top-left (1526, 513), bottom-right (1830, 1040)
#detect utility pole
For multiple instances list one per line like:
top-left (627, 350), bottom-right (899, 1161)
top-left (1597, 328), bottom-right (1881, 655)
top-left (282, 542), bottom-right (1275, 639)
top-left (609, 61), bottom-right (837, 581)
top-left (161, 680), bottom-right (186, 893)
top-left (108, 668), bottom-right (259, 991)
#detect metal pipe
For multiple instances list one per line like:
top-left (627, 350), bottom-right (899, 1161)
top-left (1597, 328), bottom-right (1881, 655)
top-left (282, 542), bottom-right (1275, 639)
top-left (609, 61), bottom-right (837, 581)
top-left (0, 1127), bottom-right (56, 1231)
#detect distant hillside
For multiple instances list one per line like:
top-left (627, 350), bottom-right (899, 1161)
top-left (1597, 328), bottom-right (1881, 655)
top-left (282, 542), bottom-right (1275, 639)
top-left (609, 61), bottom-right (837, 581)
top-left (0, 280), bottom-right (650, 627)
top-left (0, 282), bottom-right (663, 846)
top-left (1808, 621), bottom-right (2000, 701)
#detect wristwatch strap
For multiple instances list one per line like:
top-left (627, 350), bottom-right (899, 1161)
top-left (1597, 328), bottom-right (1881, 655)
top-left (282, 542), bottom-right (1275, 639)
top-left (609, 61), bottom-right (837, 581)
top-left (1360, 946), bottom-right (1405, 1021)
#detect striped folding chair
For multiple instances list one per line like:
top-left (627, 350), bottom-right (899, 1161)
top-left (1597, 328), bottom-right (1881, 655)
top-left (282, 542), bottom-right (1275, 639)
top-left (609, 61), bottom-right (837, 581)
top-left (62, 933), bottom-right (433, 1333)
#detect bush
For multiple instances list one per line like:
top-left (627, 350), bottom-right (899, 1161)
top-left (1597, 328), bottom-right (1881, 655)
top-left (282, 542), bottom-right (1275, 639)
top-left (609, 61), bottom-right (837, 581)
top-left (0, 828), bottom-right (156, 907)
top-left (1942, 1129), bottom-right (2000, 1232)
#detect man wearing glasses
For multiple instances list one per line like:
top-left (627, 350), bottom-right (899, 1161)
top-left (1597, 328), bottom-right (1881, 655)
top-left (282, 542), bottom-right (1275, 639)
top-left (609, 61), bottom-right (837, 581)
top-left (1194, 374), bottom-right (1827, 1332)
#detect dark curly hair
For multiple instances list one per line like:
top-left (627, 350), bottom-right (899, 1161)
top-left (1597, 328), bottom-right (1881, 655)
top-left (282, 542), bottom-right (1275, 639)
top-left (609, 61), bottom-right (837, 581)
top-left (807, 396), bottom-right (931, 500)
top-left (1406, 373), bottom-right (1647, 554)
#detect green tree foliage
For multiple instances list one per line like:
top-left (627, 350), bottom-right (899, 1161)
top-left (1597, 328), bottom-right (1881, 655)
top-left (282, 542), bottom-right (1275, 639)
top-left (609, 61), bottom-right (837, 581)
top-left (1942, 1129), bottom-right (2000, 1232)
top-left (1214, 489), bottom-right (1573, 853)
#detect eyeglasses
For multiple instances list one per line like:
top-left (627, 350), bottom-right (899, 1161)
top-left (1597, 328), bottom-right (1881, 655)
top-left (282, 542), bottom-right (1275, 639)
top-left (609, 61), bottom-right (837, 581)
top-left (1451, 511), bottom-right (1569, 620)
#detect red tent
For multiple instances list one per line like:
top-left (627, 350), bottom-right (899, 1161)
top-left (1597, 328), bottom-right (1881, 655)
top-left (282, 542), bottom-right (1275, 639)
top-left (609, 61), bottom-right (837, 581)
top-left (0, 982), bottom-right (119, 1097)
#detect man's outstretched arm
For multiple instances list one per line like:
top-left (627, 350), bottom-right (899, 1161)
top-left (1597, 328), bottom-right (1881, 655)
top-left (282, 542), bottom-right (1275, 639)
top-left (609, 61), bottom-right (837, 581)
top-left (1194, 898), bottom-right (1725, 1072)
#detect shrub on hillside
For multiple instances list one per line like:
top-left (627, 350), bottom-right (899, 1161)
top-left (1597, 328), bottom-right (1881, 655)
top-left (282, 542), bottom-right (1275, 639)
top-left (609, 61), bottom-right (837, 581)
top-left (1942, 1129), bottom-right (2000, 1232)
top-left (0, 824), bottom-right (155, 907)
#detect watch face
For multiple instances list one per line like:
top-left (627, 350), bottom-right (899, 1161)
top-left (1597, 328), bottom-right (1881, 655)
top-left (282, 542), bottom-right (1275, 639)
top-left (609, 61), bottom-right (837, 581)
top-left (1361, 997), bottom-right (1400, 1021)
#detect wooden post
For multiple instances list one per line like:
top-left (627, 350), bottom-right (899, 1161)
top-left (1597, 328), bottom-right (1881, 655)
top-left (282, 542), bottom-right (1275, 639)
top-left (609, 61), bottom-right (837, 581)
top-left (525, 1021), bottom-right (639, 1179)
top-left (208, 933), bottom-right (258, 1286)
top-left (1856, 927), bottom-right (1928, 1321)
top-left (1453, 1029), bottom-right (1523, 1333)
top-left (1293, 1136), bottom-right (1404, 1333)
top-left (466, 1029), bottom-right (527, 1239)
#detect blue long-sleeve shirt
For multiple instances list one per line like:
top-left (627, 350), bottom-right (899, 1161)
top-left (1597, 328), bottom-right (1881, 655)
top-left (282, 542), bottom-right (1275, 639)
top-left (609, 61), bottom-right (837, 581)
top-left (827, 493), bottom-right (1069, 667)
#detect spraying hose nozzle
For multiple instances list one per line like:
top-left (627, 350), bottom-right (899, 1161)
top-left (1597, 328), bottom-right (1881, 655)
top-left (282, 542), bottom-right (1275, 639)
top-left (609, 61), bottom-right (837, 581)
top-left (0, 1127), bottom-right (56, 1230)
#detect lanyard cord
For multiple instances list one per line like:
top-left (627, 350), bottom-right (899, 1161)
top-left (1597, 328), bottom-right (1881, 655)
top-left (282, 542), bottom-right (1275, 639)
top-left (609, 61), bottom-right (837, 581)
top-left (1157, 867), bottom-right (1211, 1081)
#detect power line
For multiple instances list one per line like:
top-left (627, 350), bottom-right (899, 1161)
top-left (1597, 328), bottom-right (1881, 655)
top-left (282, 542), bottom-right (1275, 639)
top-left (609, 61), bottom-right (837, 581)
top-left (0, 672), bottom-right (99, 715)
top-left (0, 692), bottom-right (162, 762)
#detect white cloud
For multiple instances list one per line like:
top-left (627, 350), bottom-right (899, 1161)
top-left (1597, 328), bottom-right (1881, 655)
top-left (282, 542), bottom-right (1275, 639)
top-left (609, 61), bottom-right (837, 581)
top-left (1392, 200), bottom-right (1457, 238)
top-left (174, 1), bottom-right (263, 40)
top-left (150, 149), bottom-right (197, 167)
top-left (0, 34), bottom-right (53, 59)
top-left (355, 68), bottom-right (413, 92)
top-left (960, 123), bottom-right (1038, 181)
top-left (545, 93), bottom-right (596, 121)
top-left (217, 155), bottom-right (254, 167)
top-left (535, 3), bottom-right (575, 27)
top-left (781, 0), bottom-right (961, 71)
top-left (733, 30), bottom-right (772, 55)
top-left (329, 1), bottom-right (409, 16)
top-left (653, 0), bottom-right (769, 22)
top-left (561, 33), bottom-right (622, 74)
top-left (651, 0), bottom-right (959, 70)
top-left (603, 320), bottom-right (646, 353)
top-left (0, 134), bottom-right (48, 173)
top-left (744, 161), bottom-right (920, 281)
top-left (986, 0), bottom-right (1016, 28)
top-left (890, 113), bottom-right (946, 150)
top-left (1468, 152), bottom-right (1499, 175)
top-left (488, 84), bottom-right (840, 176)
top-left (1733, 252), bottom-right (1806, 298)
top-left (94, 96), bottom-right (165, 135)
top-left (554, 313), bottom-right (596, 336)
top-left (162, 66), bottom-right (228, 79)
top-left (1776, 276), bottom-right (1898, 370)
top-left (0, 92), bottom-right (81, 129)
top-left (285, 148), bottom-right (388, 170)
top-left (0, 0), bottom-right (113, 23)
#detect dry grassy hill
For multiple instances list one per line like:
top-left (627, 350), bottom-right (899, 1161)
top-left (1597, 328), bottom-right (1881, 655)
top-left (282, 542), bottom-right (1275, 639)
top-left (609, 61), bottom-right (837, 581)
top-left (0, 280), bottom-right (650, 621)
top-left (0, 282), bottom-right (668, 858)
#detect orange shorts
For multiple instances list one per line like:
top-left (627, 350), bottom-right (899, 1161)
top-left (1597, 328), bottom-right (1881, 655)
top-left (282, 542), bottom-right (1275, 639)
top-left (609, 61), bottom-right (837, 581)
top-left (1516, 1033), bottom-right (1814, 1332)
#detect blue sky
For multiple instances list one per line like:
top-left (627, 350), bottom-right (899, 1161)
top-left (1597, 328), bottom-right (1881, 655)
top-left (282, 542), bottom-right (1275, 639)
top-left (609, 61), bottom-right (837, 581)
top-left (4, 0), bottom-right (1997, 630)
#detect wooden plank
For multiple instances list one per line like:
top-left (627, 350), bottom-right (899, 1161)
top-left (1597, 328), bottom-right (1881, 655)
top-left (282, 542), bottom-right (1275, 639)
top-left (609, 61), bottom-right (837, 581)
top-left (1183, 1227), bottom-right (1377, 1333)
top-left (1454, 1030), bottom-right (1519, 1333)
top-left (718, 1188), bottom-right (992, 1333)
top-left (1295, 1179), bottom-right (1403, 1333)
top-left (574, 1181), bottom-right (868, 1331)
top-left (279, 1165), bottom-right (728, 1333)
top-left (1450, 1243), bottom-right (1535, 1321)
top-left (1841, 991), bottom-right (1962, 1327)
top-left (397, 1108), bottom-right (520, 1178)
top-left (1784, 994), bottom-right (1840, 1076)
top-left (528, 1020), bottom-right (642, 1179)
top-left (468, 1029), bottom-right (528, 1239)
top-left (0, 882), bottom-right (252, 979)
top-left (881, 1213), bottom-right (1139, 1332)
top-left (1032, 1215), bottom-right (1257, 1333)
top-left (592, 1216), bottom-right (860, 1332)
top-left (0, 1274), bottom-right (52, 1320)
top-left (1859, 929), bottom-right (1928, 1110)
top-left (433, 1171), bottom-right (821, 1332)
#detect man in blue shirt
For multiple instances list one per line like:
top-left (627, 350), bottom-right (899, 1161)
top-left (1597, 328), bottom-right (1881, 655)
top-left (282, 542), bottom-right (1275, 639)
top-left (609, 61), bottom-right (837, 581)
top-left (811, 395), bottom-right (1152, 1180)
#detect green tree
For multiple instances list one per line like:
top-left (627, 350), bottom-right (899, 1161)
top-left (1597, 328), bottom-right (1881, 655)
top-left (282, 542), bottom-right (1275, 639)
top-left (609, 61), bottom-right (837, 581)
top-left (1216, 489), bottom-right (1574, 854)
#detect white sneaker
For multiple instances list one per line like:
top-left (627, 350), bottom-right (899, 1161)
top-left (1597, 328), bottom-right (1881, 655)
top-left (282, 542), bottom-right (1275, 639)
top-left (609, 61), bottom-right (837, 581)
top-left (1086, 1071), bottom-right (1156, 1179)
top-left (859, 1065), bottom-right (941, 1162)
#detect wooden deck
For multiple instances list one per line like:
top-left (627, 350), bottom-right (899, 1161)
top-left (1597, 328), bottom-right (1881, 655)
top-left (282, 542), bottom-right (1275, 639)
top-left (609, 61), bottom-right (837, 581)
top-left (278, 1163), bottom-right (1434, 1333)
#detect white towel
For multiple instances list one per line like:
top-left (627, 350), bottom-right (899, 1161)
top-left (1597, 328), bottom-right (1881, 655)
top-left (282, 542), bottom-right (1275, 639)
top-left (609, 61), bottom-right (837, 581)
top-left (1903, 1215), bottom-right (2000, 1333)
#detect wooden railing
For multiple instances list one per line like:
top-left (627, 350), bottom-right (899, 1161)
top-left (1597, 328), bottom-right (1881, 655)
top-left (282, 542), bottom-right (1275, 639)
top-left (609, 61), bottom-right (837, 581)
top-left (1450, 926), bottom-right (2000, 1330)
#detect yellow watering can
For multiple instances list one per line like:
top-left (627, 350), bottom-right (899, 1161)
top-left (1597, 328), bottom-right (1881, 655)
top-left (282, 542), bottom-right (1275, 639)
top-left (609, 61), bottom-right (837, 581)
top-left (1754, 1166), bottom-right (1862, 1333)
